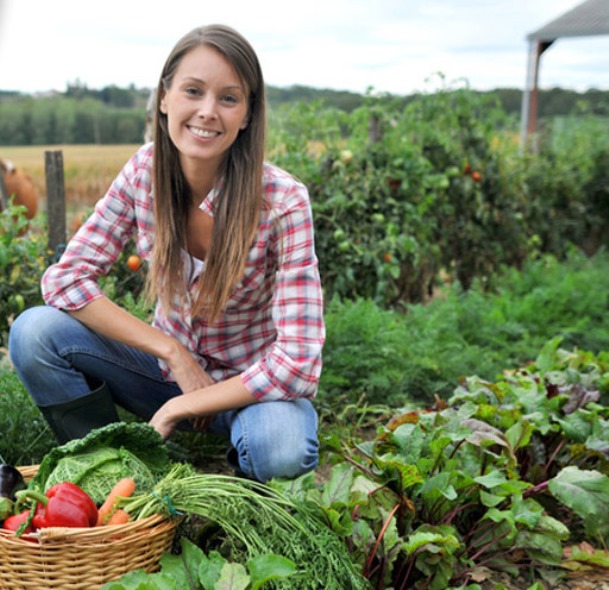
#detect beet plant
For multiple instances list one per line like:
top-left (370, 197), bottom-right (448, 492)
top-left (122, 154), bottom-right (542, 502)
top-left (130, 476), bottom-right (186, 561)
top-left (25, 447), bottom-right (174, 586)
top-left (276, 337), bottom-right (609, 589)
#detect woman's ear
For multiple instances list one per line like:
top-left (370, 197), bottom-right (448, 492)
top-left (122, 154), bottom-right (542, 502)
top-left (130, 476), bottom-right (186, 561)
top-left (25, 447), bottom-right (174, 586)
top-left (159, 91), bottom-right (168, 115)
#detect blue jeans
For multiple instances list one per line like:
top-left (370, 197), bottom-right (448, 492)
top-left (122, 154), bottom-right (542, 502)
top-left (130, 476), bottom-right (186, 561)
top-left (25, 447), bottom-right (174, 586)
top-left (9, 306), bottom-right (319, 482)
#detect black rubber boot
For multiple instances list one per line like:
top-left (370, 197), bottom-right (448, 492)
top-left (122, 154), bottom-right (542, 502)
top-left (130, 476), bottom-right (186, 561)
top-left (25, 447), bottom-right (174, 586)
top-left (38, 382), bottom-right (120, 444)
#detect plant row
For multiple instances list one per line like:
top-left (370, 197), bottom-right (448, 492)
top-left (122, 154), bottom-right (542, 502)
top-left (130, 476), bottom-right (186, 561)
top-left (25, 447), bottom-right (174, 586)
top-left (3, 83), bottom-right (609, 316)
top-left (279, 338), bottom-right (609, 589)
top-left (268, 84), bottom-right (609, 308)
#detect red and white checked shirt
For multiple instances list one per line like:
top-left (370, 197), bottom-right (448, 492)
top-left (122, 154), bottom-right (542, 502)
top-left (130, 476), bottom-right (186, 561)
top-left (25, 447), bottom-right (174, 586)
top-left (41, 144), bottom-right (325, 402)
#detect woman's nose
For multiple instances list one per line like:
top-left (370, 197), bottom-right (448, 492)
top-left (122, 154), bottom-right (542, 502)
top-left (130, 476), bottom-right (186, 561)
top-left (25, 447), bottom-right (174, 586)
top-left (198, 95), bottom-right (218, 119)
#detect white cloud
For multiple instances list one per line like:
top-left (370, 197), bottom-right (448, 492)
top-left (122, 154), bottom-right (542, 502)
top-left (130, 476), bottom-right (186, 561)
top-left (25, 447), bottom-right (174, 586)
top-left (0, 0), bottom-right (607, 95)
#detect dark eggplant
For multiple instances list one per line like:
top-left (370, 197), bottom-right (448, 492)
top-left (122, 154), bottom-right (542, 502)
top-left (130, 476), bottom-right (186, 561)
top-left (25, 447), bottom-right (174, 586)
top-left (0, 465), bottom-right (26, 522)
top-left (0, 464), bottom-right (26, 501)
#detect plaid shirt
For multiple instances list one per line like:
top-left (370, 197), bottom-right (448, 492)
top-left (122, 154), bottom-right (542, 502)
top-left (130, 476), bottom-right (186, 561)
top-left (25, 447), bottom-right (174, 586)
top-left (41, 144), bottom-right (325, 402)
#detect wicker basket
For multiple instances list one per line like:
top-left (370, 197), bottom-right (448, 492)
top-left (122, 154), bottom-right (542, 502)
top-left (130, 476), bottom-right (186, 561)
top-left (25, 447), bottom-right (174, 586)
top-left (0, 466), bottom-right (177, 589)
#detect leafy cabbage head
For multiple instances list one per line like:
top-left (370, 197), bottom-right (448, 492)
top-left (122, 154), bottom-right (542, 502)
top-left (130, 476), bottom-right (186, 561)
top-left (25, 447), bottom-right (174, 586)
top-left (44, 447), bottom-right (157, 503)
top-left (30, 422), bottom-right (171, 504)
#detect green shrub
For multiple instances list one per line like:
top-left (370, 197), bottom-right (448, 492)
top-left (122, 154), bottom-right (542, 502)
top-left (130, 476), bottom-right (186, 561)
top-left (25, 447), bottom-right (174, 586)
top-left (0, 203), bottom-right (47, 348)
top-left (297, 339), bottom-right (609, 589)
top-left (269, 91), bottom-right (609, 310)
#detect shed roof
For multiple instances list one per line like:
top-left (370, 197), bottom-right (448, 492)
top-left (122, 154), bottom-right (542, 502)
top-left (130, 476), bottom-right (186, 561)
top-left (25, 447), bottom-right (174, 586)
top-left (528, 0), bottom-right (609, 41)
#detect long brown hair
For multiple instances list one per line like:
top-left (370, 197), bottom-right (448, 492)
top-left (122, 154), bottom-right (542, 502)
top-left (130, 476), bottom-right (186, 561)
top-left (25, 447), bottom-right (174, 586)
top-left (147, 24), bottom-right (266, 321)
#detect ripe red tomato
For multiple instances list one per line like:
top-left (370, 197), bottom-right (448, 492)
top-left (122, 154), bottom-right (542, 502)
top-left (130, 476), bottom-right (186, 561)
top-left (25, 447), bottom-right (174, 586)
top-left (126, 254), bottom-right (142, 271)
top-left (470, 171), bottom-right (482, 182)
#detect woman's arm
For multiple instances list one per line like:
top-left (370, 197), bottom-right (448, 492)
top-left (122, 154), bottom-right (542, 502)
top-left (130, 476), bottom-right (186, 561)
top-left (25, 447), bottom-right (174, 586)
top-left (240, 175), bottom-right (325, 402)
top-left (68, 297), bottom-right (214, 393)
top-left (149, 374), bottom-right (255, 440)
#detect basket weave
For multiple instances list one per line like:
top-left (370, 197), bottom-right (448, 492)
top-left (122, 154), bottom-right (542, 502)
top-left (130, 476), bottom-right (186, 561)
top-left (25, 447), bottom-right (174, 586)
top-left (0, 466), bottom-right (177, 589)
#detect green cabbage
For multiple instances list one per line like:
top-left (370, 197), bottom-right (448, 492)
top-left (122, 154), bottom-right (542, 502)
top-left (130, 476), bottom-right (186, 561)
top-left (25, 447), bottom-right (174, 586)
top-left (30, 422), bottom-right (171, 504)
top-left (43, 447), bottom-right (156, 504)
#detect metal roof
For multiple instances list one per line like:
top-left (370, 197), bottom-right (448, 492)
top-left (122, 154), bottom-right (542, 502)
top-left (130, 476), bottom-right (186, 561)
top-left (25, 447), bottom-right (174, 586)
top-left (528, 0), bottom-right (609, 41)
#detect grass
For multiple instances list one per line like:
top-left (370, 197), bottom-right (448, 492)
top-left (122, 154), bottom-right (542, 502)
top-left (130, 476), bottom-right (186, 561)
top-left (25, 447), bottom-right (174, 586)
top-left (0, 359), bottom-right (55, 466)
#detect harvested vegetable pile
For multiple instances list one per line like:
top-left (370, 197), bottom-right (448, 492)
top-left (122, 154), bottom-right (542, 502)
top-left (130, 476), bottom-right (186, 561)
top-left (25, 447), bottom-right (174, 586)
top-left (5, 423), bottom-right (367, 588)
top-left (122, 462), bottom-right (368, 589)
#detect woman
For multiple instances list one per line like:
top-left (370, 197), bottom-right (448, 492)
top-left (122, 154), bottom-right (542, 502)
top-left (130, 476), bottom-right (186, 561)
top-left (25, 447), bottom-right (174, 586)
top-left (9, 25), bottom-right (325, 483)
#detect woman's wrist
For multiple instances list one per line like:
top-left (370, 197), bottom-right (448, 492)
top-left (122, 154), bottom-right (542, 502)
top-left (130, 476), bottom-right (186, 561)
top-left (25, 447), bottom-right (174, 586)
top-left (157, 333), bottom-right (185, 365)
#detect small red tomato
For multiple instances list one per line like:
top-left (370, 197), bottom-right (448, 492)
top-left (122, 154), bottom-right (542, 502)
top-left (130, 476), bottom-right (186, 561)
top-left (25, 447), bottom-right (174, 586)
top-left (463, 162), bottom-right (471, 175)
top-left (470, 171), bottom-right (482, 182)
top-left (126, 254), bottom-right (142, 271)
top-left (386, 178), bottom-right (401, 191)
top-left (383, 252), bottom-right (392, 263)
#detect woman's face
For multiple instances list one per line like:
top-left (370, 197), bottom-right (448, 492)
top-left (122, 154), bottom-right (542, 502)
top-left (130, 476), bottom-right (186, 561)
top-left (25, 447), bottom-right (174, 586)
top-left (159, 45), bottom-right (249, 177)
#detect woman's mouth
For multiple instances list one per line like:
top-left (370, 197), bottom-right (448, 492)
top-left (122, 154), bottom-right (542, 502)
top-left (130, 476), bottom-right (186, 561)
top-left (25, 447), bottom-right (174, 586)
top-left (189, 126), bottom-right (220, 139)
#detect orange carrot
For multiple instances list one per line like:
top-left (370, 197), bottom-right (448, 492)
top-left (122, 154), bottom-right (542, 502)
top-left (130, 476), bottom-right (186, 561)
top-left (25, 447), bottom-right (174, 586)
top-left (106, 509), bottom-right (131, 525)
top-left (96, 477), bottom-right (137, 526)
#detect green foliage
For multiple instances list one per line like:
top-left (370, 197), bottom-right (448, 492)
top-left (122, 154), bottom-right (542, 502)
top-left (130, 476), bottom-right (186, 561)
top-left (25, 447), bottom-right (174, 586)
top-left (0, 204), bottom-right (150, 348)
top-left (98, 243), bottom-right (151, 321)
top-left (0, 362), bottom-right (55, 465)
top-left (0, 81), bottom-right (150, 143)
top-left (320, 250), bottom-right (609, 407)
top-left (0, 202), bottom-right (46, 348)
top-left (280, 339), bottom-right (609, 588)
top-left (121, 463), bottom-right (368, 589)
top-left (267, 82), bottom-right (609, 308)
top-left (102, 538), bottom-right (298, 590)
top-left (515, 114), bottom-right (609, 258)
top-left (2, 83), bottom-right (609, 146)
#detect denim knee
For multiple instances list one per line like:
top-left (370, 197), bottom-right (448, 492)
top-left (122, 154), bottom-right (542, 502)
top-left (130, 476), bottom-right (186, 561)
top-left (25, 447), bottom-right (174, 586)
top-left (9, 306), bottom-right (67, 372)
top-left (230, 399), bottom-right (320, 482)
top-left (235, 432), bottom-right (319, 483)
top-left (9, 306), bottom-right (45, 372)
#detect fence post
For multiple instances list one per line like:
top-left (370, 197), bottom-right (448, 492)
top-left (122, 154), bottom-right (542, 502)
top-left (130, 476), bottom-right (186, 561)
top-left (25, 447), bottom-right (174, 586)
top-left (45, 150), bottom-right (66, 254)
top-left (0, 167), bottom-right (8, 210)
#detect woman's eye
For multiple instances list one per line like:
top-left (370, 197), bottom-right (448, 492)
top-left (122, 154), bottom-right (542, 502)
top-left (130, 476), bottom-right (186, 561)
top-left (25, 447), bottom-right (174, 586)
top-left (185, 87), bottom-right (201, 96)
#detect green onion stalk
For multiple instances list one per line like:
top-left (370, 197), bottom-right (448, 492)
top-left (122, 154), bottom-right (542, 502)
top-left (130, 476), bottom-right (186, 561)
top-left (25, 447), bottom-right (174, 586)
top-left (121, 463), bottom-right (368, 589)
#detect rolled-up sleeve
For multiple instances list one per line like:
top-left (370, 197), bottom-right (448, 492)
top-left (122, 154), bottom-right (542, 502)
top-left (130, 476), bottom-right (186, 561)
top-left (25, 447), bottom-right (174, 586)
top-left (240, 182), bottom-right (325, 401)
top-left (42, 148), bottom-right (151, 310)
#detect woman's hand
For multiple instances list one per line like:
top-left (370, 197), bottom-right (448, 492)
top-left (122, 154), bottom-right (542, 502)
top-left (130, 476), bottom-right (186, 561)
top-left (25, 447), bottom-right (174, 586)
top-left (149, 375), bottom-right (255, 440)
top-left (149, 397), bottom-right (182, 441)
top-left (149, 391), bottom-right (215, 440)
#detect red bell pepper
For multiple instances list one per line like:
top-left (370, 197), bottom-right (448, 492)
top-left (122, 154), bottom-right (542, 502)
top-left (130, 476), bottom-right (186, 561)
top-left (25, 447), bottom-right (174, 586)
top-left (2, 509), bottom-right (35, 535)
top-left (17, 482), bottom-right (98, 528)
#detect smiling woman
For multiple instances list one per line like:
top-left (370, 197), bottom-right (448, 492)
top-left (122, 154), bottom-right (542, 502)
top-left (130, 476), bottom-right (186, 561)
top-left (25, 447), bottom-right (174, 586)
top-left (159, 45), bottom-right (250, 202)
top-left (9, 24), bottom-right (325, 485)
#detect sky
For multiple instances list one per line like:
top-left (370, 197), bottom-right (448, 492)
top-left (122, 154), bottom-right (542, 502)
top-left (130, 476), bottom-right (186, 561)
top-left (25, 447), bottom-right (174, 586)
top-left (1, 0), bottom-right (608, 97)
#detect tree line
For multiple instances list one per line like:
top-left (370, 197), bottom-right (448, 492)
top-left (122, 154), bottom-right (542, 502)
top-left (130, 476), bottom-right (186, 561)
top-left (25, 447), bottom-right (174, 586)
top-left (1, 81), bottom-right (608, 146)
